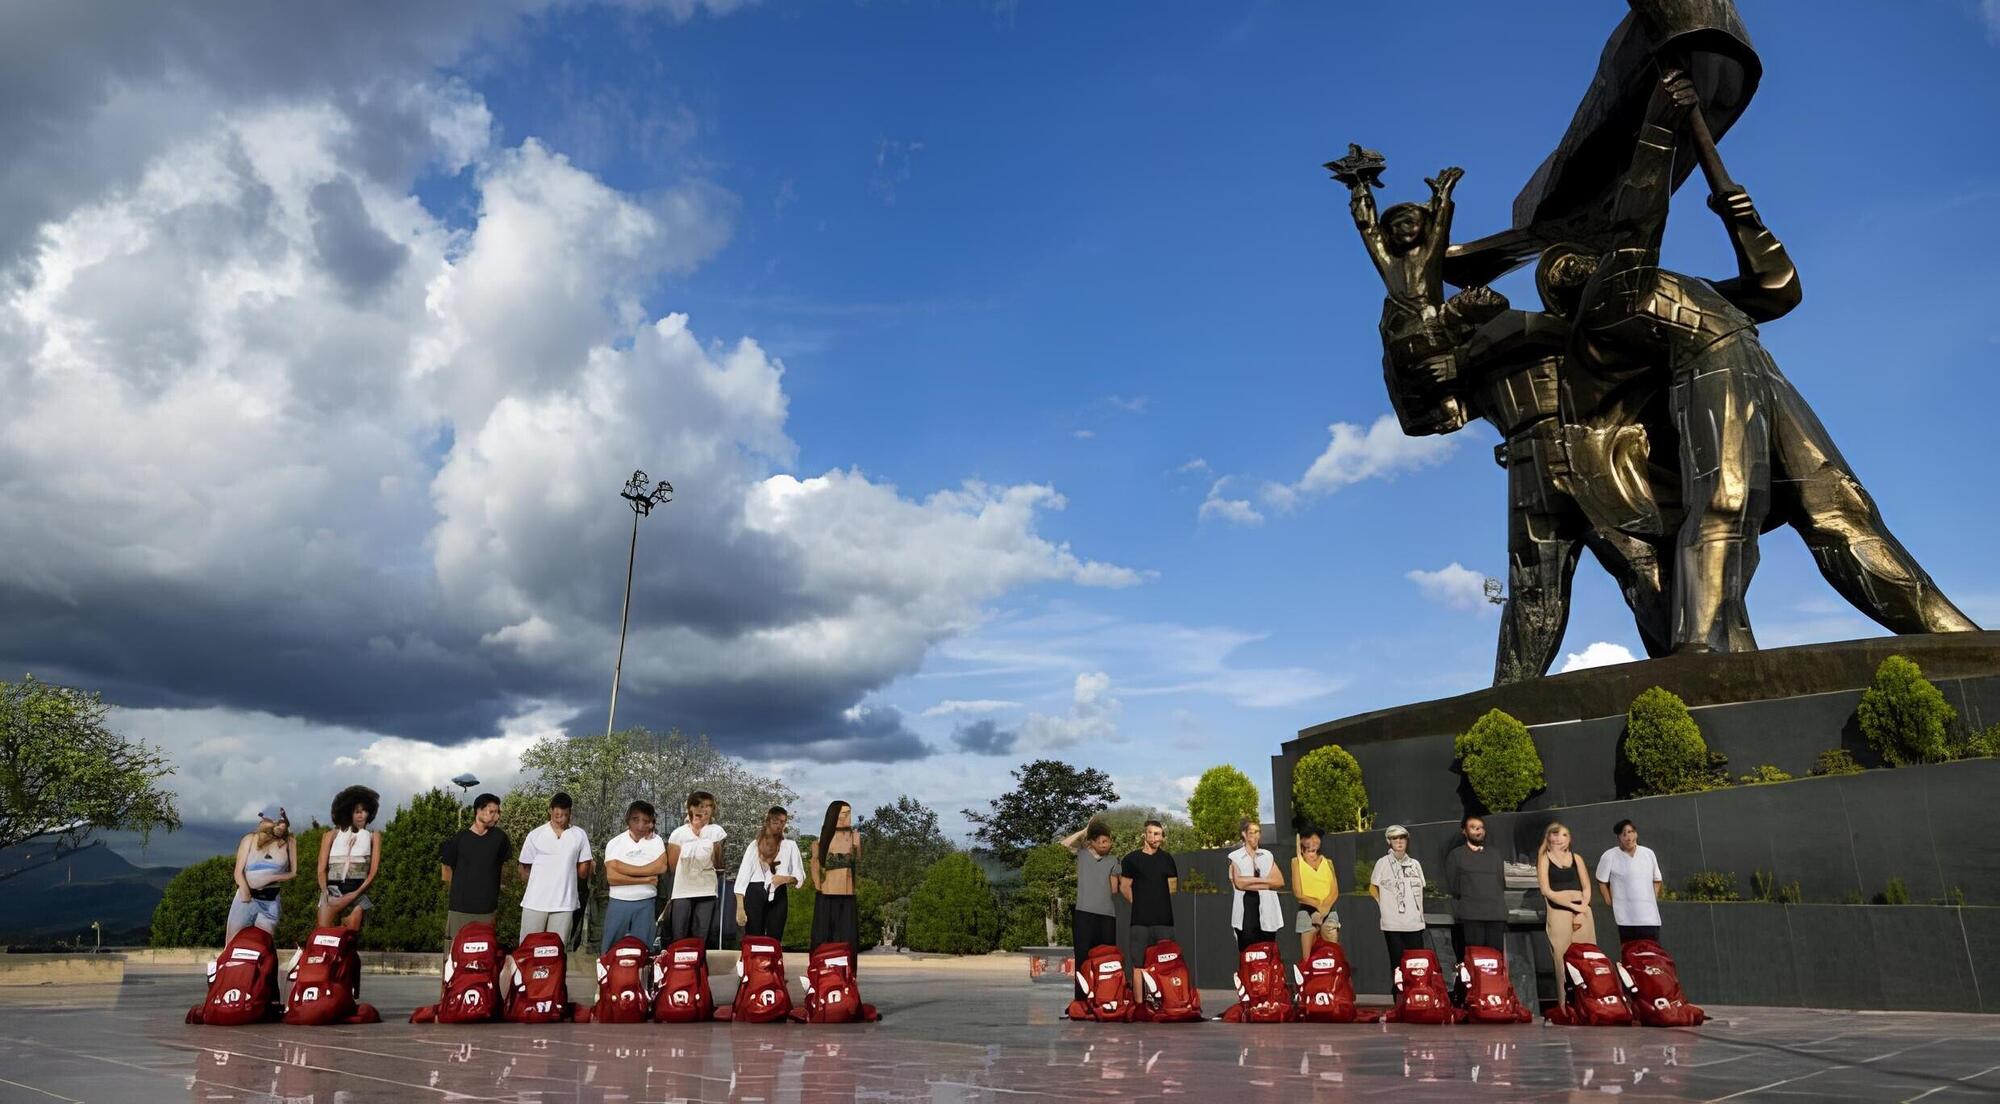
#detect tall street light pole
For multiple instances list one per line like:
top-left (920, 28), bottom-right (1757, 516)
top-left (608, 470), bottom-right (673, 737)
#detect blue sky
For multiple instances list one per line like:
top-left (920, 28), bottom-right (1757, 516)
top-left (4, 1), bottom-right (1996, 860)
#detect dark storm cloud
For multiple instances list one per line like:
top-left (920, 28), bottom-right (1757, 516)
top-left (310, 177), bottom-right (410, 299)
top-left (950, 718), bottom-right (1018, 756)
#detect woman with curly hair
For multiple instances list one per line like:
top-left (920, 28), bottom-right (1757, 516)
top-left (317, 785), bottom-right (381, 931)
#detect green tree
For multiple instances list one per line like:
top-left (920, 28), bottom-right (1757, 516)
top-left (149, 855), bottom-right (235, 947)
top-left (1856, 655), bottom-right (1955, 766)
top-left (1453, 710), bottom-right (1544, 813)
top-left (858, 795), bottom-right (954, 902)
top-left (999, 842), bottom-right (1075, 951)
top-left (905, 853), bottom-right (999, 954)
top-left (1292, 744), bottom-right (1372, 832)
top-left (1625, 687), bottom-right (1715, 795)
top-left (360, 788), bottom-right (460, 952)
top-left (855, 877), bottom-right (889, 949)
top-left (0, 676), bottom-right (181, 880)
top-left (782, 878), bottom-right (816, 952)
top-left (1187, 765), bottom-right (1259, 846)
top-left (1095, 805), bottom-right (1204, 858)
top-left (276, 821), bottom-right (326, 948)
top-left (962, 760), bottom-right (1118, 865)
top-left (1809, 748), bottom-right (1863, 776)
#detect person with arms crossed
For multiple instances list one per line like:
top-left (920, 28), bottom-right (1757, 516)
top-left (1597, 819), bottom-right (1664, 944)
top-left (1442, 814), bottom-right (1507, 960)
top-left (1119, 820), bottom-right (1179, 990)
top-left (666, 790), bottom-right (727, 947)
top-left (517, 792), bottom-right (592, 945)
top-left (734, 807), bottom-right (803, 939)
top-left (1061, 819), bottom-right (1120, 1004)
top-left (440, 793), bottom-right (511, 948)
top-left (602, 801), bottom-right (667, 952)
top-left (1369, 824), bottom-right (1428, 963)
top-left (1227, 819), bottom-right (1285, 952)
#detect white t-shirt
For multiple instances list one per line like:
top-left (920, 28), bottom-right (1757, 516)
top-left (1596, 845), bottom-right (1664, 927)
top-left (733, 838), bottom-right (805, 890)
top-left (1227, 847), bottom-right (1284, 934)
top-left (1370, 853), bottom-right (1427, 932)
top-left (604, 831), bottom-right (666, 901)
top-left (517, 823), bottom-right (591, 912)
top-left (667, 823), bottom-right (728, 899)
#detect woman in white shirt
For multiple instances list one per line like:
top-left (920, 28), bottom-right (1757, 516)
top-left (666, 790), bottom-right (727, 946)
top-left (1227, 818), bottom-right (1285, 952)
top-left (733, 807), bottom-right (804, 939)
top-left (316, 786), bottom-right (380, 931)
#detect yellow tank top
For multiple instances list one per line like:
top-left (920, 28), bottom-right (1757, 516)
top-left (1294, 855), bottom-right (1333, 902)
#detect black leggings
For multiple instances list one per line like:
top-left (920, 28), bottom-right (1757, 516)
top-left (744, 883), bottom-right (788, 940)
top-left (1236, 891), bottom-right (1271, 951)
top-left (1383, 928), bottom-right (1428, 965)
top-left (1072, 909), bottom-right (1118, 999)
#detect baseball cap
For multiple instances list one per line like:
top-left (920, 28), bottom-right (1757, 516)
top-left (1383, 824), bottom-right (1408, 839)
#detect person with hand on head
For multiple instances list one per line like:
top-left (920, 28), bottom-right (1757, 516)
top-left (517, 792), bottom-right (592, 945)
top-left (810, 800), bottom-right (863, 967)
top-left (317, 787), bottom-right (379, 932)
top-left (1538, 821), bottom-right (1595, 1001)
top-left (735, 806), bottom-right (803, 939)
top-left (1227, 818), bottom-right (1285, 952)
top-left (666, 791), bottom-right (728, 947)
top-left (1118, 819), bottom-right (1179, 991)
top-left (228, 806), bottom-right (296, 940)
top-left (602, 801), bottom-right (666, 952)
top-left (1061, 818), bottom-right (1119, 1004)
top-left (1290, 824), bottom-right (1339, 958)
top-left (1369, 824), bottom-right (1428, 963)
top-left (439, 793), bottom-right (510, 944)
top-left (1596, 819), bottom-right (1665, 945)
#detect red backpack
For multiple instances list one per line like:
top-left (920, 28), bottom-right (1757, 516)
top-left (1063, 944), bottom-right (1134, 1022)
top-left (1548, 943), bottom-right (1635, 1025)
top-left (282, 927), bottom-right (380, 1025)
top-left (1456, 945), bottom-right (1532, 1023)
top-left (584, 936), bottom-right (656, 1023)
top-left (791, 942), bottom-right (880, 1023)
top-left (503, 932), bottom-right (576, 1023)
top-left (720, 935), bottom-right (793, 1023)
top-left (1292, 938), bottom-right (1371, 1023)
top-left (1132, 940), bottom-right (1203, 1023)
top-left (187, 926), bottom-right (282, 1025)
top-left (1219, 941), bottom-right (1294, 1023)
top-left (410, 922), bottom-right (504, 1024)
top-left (1620, 939), bottom-right (1705, 1026)
top-left (651, 937), bottom-right (716, 1023)
top-left (1384, 949), bottom-right (1459, 1024)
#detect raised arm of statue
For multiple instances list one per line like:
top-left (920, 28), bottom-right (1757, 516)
top-left (1348, 183), bottom-right (1397, 277)
top-left (1706, 187), bottom-right (1802, 322)
top-left (1418, 166), bottom-right (1463, 300)
top-left (1592, 70), bottom-right (1698, 322)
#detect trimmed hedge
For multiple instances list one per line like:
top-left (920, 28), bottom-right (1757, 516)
top-left (1453, 709), bottom-right (1543, 813)
top-left (1857, 656), bottom-right (1955, 766)
top-left (1291, 745), bottom-right (1370, 833)
top-left (1187, 765), bottom-right (1259, 847)
top-left (1625, 687), bottom-right (1717, 795)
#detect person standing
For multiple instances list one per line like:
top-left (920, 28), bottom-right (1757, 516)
top-left (439, 793), bottom-right (510, 943)
top-left (602, 801), bottom-right (667, 952)
top-left (317, 787), bottom-right (379, 932)
top-left (1369, 824), bottom-right (1428, 963)
top-left (1442, 814), bottom-right (1507, 960)
top-left (734, 807), bottom-right (803, 939)
top-left (226, 807), bottom-right (296, 940)
top-left (810, 800), bottom-right (863, 963)
top-left (1118, 820), bottom-right (1179, 989)
top-left (517, 792), bottom-right (592, 945)
top-left (666, 791), bottom-right (728, 946)
top-left (1061, 820), bottom-right (1119, 1002)
top-left (1538, 821), bottom-right (1595, 1000)
top-left (1596, 819), bottom-right (1665, 944)
top-left (1227, 819), bottom-right (1285, 952)
top-left (1290, 825), bottom-right (1339, 958)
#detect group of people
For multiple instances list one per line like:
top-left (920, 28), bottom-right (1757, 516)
top-left (1059, 811), bottom-right (1667, 1003)
top-left (224, 788), bottom-right (869, 967)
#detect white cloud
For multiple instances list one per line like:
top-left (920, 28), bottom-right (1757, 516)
top-left (1072, 428), bottom-right (1096, 440)
top-left (1558, 641), bottom-right (1638, 673)
top-left (1174, 458), bottom-right (1211, 476)
top-left (1263, 414), bottom-right (1456, 511)
top-left (921, 699), bottom-right (1020, 718)
top-left (1199, 478), bottom-right (1265, 526)
top-left (1014, 671), bottom-right (1121, 751)
top-left (1406, 562), bottom-right (1493, 612)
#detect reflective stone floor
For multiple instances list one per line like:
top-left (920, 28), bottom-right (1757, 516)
top-left (2, 972), bottom-right (1997, 1102)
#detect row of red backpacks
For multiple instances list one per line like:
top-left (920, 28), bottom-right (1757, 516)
top-left (186, 924), bottom-right (879, 1027)
top-left (1064, 937), bottom-right (1703, 1027)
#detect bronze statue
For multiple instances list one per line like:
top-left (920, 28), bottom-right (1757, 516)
top-left (1332, 0), bottom-right (1977, 681)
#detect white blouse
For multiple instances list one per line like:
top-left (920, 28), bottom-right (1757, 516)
top-left (733, 839), bottom-right (805, 890)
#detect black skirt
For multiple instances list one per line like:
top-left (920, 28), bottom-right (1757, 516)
top-left (811, 893), bottom-right (861, 960)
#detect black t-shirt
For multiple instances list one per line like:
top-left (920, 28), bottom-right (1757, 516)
top-left (1121, 848), bottom-right (1178, 927)
top-left (1442, 842), bottom-right (1508, 922)
top-left (440, 827), bottom-right (511, 914)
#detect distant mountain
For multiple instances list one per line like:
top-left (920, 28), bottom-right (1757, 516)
top-left (0, 841), bottom-right (181, 945)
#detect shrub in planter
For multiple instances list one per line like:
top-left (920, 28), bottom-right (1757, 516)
top-left (1857, 655), bottom-right (1955, 766)
top-left (1292, 745), bottom-right (1370, 833)
top-left (1809, 748), bottom-right (1863, 777)
top-left (1680, 871), bottom-right (1740, 902)
top-left (906, 853), bottom-right (1000, 954)
top-left (1751, 870), bottom-right (1801, 904)
top-left (1625, 687), bottom-right (1717, 794)
top-left (1453, 709), bottom-right (1544, 813)
top-left (1879, 878), bottom-right (1910, 906)
top-left (1187, 765), bottom-right (1259, 847)
top-left (1953, 722), bottom-right (2000, 760)
top-left (1737, 764), bottom-right (1792, 784)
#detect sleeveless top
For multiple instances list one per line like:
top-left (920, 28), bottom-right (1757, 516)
top-left (329, 828), bottom-right (372, 881)
top-left (1547, 855), bottom-right (1582, 893)
top-left (1293, 855), bottom-right (1334, 904)
top-left (818, 833), bottom-right (857, 896)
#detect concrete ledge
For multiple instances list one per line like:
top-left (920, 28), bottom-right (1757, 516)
top-left (0, 954), bottom-right (126, 987)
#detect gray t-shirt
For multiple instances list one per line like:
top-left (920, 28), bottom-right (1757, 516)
top-left (1442, 842), bottom-right (1508, 922)
top-left (1076, 849), bottom-right (1118, 917)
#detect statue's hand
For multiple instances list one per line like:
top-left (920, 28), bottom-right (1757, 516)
top-left (1426, 166), bottom-right (1465, 196)
top-left (1706, 187), bottom-right (1766, 231)
top-left (1652, 68), bottom-right (1699, 124)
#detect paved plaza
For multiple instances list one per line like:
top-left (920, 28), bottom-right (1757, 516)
top-left (1, 960), bottom-right (1998, 1102)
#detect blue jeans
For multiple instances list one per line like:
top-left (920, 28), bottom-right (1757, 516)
top-left (602, 897), bottom-right (657, 953)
